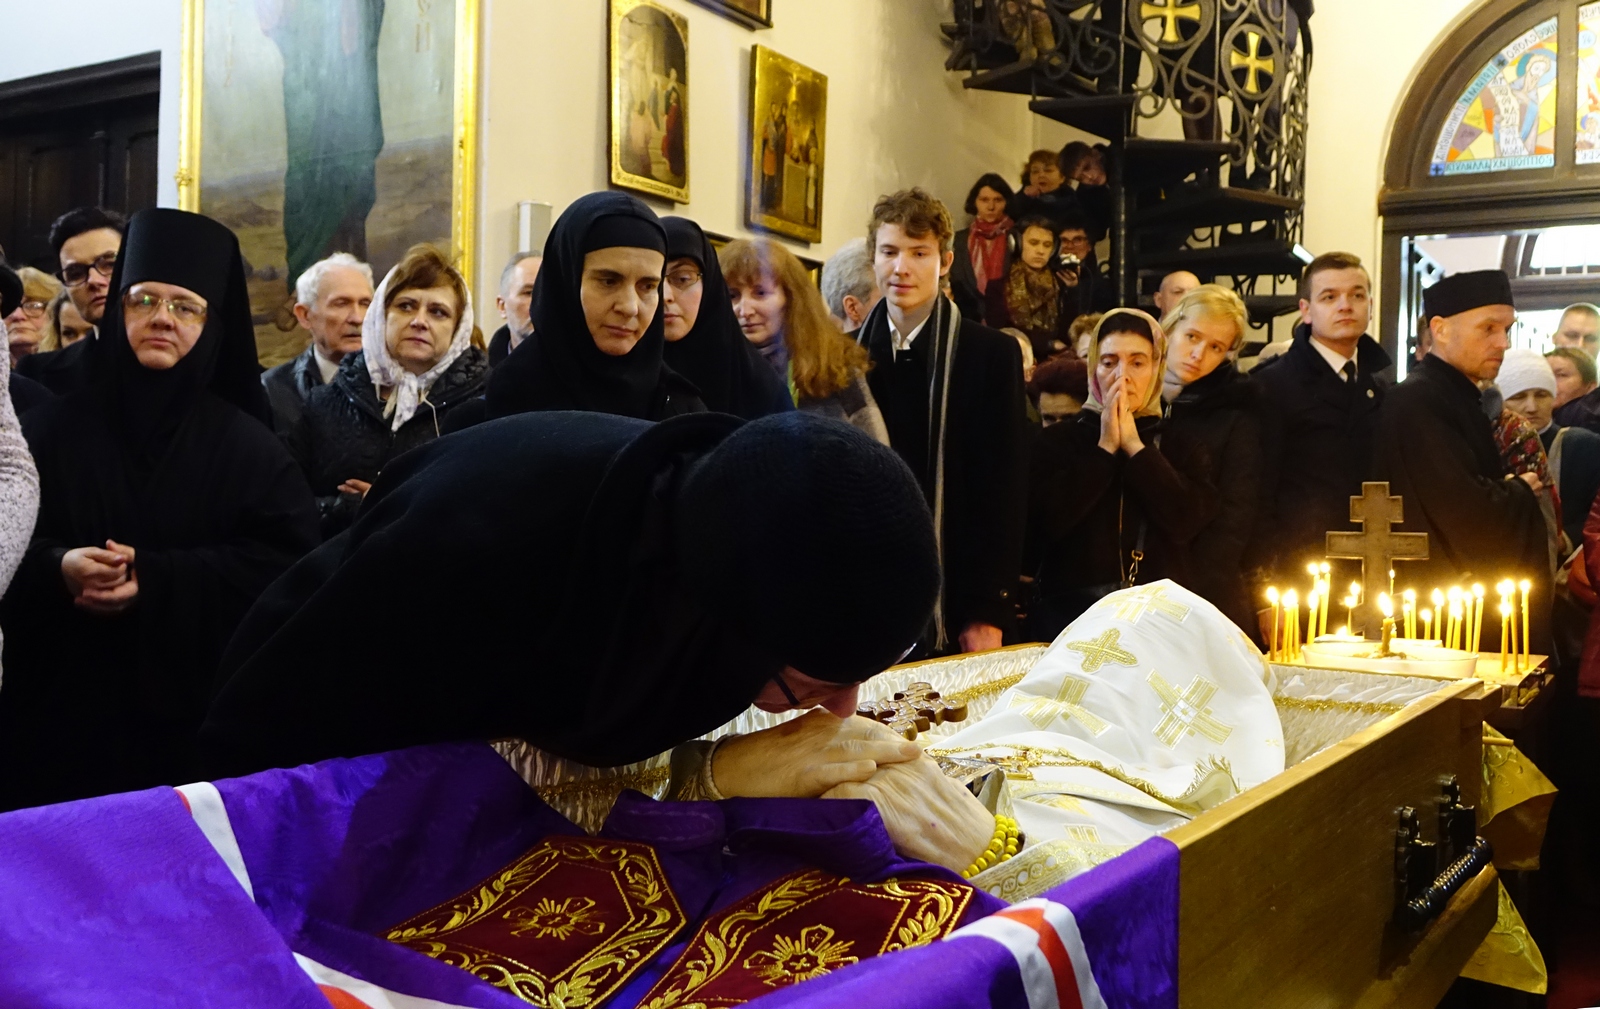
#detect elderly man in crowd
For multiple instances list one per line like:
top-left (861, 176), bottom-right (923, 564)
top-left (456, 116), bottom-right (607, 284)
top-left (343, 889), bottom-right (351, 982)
top-left (1152, 270), bottom-right (1201, 319)
top-left (821, 237), bottom-right (881, 336)
top-left (488, 252), bottom-right (541, 366)
top-left (263, 253), bottom-right (375, 435)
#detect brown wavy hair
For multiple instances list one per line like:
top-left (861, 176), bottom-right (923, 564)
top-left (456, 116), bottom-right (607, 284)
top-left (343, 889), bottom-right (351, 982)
top-left (384, 243), bottom-right (485, 349)
top-left (719, 238), bottom-right (871, 401)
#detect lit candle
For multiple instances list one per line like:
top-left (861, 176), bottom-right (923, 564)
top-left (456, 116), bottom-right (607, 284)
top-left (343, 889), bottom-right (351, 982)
top-left (1320, 564), bottom-right (1332, 638)
top-left (1378, 593), bottom-right (1396, 657)
top-left (1284, 589), bottom-right (1300, 661)
top-left (1266, 587), bottom-right (1281, 662)
top-left (1389, 569), bottom-right (1397, 597)
top-left (1500, 600), bottom-right (1511, 673)
top-left (1447, 588), bottom-right (1463, 650)
top-left (1421, 607), bottom-right (1433, 643)
top-left (1403, 589), bottom-right (1417, 640)
top-left (1471, 584), bottom-right (1485, 653)
top-left (1431, 590), bottom-right (1445, 642)
top-left (1307, 591), bottom-right (1319, 644)
top-left (1343, 594), bottom-right (1356, 635)
top-left (1520, 579), bottom-right (1532, 670)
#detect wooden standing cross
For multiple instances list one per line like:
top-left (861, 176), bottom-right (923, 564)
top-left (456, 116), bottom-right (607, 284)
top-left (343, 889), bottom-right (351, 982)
top-left (1325, 482), bottom-right (1429, 635)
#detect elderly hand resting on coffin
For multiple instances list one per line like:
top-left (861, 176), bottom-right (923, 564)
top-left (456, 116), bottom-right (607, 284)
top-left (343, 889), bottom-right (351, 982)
top-left (824, 754), bottom-right (998, 874)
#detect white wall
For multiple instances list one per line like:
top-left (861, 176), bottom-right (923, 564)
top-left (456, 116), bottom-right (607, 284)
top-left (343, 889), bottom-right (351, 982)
top-left (0, 0), bottom-right (185, 208)
top-left (1300, 0), bottom-right (1477, 274)
top-left (474, 0), bottom-right (1042, 314)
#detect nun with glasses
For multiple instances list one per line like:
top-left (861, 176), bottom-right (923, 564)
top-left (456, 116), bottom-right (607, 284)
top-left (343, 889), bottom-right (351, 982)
top-left (0, 209), bottom-right (319, 811)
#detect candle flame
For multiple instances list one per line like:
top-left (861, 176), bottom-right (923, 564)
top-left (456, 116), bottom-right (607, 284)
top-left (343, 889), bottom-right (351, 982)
top-left (1500, 601), bottom-right (1512, 616)
top-left (1519, 579), bottom-right (1532, 593)
top-left (1403, 589), bottom-right (1417, 603)
top-left (1306, 563), bottom-right (1319, 576)
top-left (1266, 587), bottom-right (1280, 604)
top-left (1321, 563), bottom-right (1331, 575)
top-left (1473, 584), bottom-right (1485, 599)
top-left (1379, 593), bottom-right (1394, 618)
top-left (1284, 589), bottom-right (1298, 607)
top-left (1432, 589), bottom-right (1445, 607)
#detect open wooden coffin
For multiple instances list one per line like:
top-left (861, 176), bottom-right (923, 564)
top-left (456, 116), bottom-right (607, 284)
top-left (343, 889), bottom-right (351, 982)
top-left (500, 638), bottom-right (1505, 1009)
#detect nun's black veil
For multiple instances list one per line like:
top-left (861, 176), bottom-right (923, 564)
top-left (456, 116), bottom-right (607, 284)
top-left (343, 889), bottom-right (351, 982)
top-left (92, 209), bottom-right (270, 461)
top-left (660, 216), bottom-right (792, 420)
top-left (487, 192), bottom-right (680, 420)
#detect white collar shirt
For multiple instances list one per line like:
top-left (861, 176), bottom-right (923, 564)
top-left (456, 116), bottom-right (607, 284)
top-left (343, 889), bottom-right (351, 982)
top-left (1309, 336), bottom-right (1359, 381)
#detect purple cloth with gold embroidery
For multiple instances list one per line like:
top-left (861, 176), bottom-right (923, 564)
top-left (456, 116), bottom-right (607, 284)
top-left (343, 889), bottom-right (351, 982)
top-left (0, 742), bottom-right (1179, 1008)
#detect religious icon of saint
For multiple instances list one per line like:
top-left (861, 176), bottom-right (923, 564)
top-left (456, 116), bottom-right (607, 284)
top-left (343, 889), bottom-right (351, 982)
top-left (661, 69), bottom-right (685, 180)
top-left (258, 0), bottom-right (386, 292)
top-left (761, 103), bottom-right (786, 211)
top-left (1511, 51), bottom-right (1554, 151)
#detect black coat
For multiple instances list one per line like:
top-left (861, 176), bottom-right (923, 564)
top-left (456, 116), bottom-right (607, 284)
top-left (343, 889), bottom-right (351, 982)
top-left (286, 347), bottom-right (488, 538)
top-left (1554, 386), bottom-right (1600, 436)
top-left (1165, 363), bottom-right (1266, 634)
top-left (860, 300), bottom-right (1028, 642)
top-left (487, 324), bottom-right (514, 367)
top-left (9, 372), bottom-right (52, 415)
top-left (1373, 354), bottom-right (1550, 650)
top-left (15, 336), bottom-right (92, 396)
top-left (261, 346), bottom-right (324, 435)
top-left (1028, 412), bottom-right (1218, 640)
top-left (1249, 325), bottom-right (1390, 587)
top-left (0, 393), bottom-right (320, 810)
top-left (950, 227), bottom-right (999, 325)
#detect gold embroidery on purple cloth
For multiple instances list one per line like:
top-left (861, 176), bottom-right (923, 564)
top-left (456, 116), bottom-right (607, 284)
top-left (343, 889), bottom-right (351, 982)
top-left (638, 871), bottom-right (972, 1008)
top-left (383, 836), bottom-right (685, 1008)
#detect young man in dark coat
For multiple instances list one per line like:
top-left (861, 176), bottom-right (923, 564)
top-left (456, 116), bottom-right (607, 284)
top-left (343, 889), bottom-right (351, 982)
top-left (1250, 253), bottom-right (1390, 618)
top-left (261, 253), bottom-right (373, 435)
top-left (18, 207), bottom-right (125, 396)
top-left (856, 188), bottom-right (1029, 655)
top-left (1374, 270), bottom-right (1550, 652)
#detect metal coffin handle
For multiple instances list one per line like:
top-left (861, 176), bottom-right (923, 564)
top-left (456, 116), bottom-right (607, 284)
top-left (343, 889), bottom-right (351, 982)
top-left (1392, 776), bottom-right (1494, 931)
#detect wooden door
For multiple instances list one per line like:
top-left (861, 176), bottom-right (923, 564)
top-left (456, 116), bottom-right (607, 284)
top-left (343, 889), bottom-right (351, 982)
top-left (0, 53), bottom-right (160, 272)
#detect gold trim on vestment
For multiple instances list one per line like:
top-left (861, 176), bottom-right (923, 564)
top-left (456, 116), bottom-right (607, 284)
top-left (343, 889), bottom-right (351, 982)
top-left (1272, 696), bottom-right (1404, 717)
top-left (927, 743), bottom-right (1234, 815)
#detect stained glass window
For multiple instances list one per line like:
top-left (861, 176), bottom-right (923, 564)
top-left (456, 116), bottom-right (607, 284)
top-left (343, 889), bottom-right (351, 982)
top-left (1430, 17), bottom-right (1558, 176)
top-left (1580, 3), bottom-right (1600, 162)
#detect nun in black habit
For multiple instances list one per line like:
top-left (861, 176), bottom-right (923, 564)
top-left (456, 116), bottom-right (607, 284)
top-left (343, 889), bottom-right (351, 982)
top-left (0, 209), bottom-right (320, 811)
top-left (202, 411), bottom-right (940, 779)
top-left (660, 216), bottom-right (793, 419)
top-left (481, 192), bottom-right (705, 422)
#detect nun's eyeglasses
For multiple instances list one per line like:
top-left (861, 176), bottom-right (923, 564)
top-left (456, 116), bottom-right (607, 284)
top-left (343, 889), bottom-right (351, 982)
top-left (666, 268), bottom-right (703, 291)
top-left (123, 292), bottom-right (208, 326)
top-left (60, 253), bottom-right (117, 287)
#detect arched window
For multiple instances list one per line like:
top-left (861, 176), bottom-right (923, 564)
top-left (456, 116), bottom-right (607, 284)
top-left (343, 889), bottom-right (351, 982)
top-left (1381, 0), bottom-right (1600, 375)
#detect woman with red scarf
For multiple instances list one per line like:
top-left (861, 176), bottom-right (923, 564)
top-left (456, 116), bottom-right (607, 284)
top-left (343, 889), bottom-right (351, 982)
top-left (949, 173), bottom-right (1014, 325)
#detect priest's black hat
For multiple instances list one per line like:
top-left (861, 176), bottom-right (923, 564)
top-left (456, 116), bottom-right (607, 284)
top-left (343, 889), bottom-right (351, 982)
top-left (676, 412), bottom-right (941, 684)
top-left (1423, 269), bottom-right (1516, 321)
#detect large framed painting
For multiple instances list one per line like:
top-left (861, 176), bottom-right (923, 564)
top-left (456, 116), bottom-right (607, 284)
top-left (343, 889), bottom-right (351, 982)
top-left (177, 0), bottom-right (480, 367)
top-left (689, 0), bottom-right (772, 30)
top-left (609, 0), bottom-right (689, 204)
top-left (746, 45), bottom-right (826, 245)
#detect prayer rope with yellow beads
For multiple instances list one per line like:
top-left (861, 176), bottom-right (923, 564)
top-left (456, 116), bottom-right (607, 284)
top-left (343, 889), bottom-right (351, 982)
top-left (962, 814), bottom-right (1021, 878)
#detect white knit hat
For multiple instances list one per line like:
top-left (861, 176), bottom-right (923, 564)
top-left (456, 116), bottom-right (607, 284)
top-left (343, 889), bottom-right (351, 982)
top-left (1497, 347), bottom-right (1558, 400)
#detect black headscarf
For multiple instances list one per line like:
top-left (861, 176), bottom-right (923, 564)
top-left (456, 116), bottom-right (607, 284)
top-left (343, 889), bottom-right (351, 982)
top-left (487, 192), bottom-right (678, 420)
top-left (203, 411), bottom-right (940, 774)
top-left (660, 216), bottom-right (793, 420)
top-left (92, 209), bottom-right (269, 459)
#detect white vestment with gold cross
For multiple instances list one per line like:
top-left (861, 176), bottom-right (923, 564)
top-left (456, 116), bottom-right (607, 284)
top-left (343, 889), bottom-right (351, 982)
top-left (935, 580), bottom-right (1285, 900)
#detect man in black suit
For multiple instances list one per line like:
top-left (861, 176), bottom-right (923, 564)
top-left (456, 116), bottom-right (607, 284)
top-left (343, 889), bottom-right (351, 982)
top-left (1249, 252), bottom-right (1390, 618)
top-left (856, 188), bottom-right (1029, 655)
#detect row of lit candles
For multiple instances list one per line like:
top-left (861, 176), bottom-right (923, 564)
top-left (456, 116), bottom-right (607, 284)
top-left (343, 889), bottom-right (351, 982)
top-left (1264, 567), bottom-right (1534, 675)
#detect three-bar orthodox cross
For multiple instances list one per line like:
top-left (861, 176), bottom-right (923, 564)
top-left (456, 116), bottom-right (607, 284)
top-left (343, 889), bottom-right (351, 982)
top-left (1325, 482), bottom-right (1429, 634)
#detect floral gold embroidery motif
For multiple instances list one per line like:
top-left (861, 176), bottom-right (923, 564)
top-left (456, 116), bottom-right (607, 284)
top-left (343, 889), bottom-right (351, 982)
top-left (638, 871), bottom-right (972, 1008)
top-left (383, 836), bottom-right (685, 1008)
top-left (745, 925), bottom-right (859, 986)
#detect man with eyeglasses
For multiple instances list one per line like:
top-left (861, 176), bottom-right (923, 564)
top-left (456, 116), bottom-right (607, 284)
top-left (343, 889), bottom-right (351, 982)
top-left (16, 207), bottom-right (126, 395)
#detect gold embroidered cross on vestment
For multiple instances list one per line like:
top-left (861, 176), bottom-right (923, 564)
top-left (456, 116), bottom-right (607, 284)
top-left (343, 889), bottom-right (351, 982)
top-left (1148, 672), bottom-right (1235, 747)
top-left (1064, 629), bottom-right (1139, 672)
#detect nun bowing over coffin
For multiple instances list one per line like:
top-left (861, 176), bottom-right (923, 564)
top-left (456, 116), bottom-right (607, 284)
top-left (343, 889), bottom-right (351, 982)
top-left (0, 209), bottom-right (320, 812)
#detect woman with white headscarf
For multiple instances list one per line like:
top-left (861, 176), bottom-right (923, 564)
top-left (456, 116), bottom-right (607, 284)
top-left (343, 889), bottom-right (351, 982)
top-left (1026, 308), bottom-right (1219, 641)
top-left (286, 244), bottom-right (486, 538)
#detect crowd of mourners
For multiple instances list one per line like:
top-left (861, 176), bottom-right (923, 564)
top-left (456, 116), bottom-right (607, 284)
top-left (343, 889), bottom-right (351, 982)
top-left (0, 138), bottom-right (1597, 819)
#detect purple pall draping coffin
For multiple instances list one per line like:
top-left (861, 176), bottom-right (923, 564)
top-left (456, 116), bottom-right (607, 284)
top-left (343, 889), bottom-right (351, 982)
top-left (0, 743), bottom-right (1177, 1009)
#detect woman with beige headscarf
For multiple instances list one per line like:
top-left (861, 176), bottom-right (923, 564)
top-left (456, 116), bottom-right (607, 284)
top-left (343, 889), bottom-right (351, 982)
top-left (1025, 308), bottom-right (1220, 640)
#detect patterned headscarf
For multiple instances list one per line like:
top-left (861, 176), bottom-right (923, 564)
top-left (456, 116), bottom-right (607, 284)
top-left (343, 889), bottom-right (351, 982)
top-left (362, 262), bottom-right (476, 432)
top-left (1083, 307), bottom-right (1168, 418)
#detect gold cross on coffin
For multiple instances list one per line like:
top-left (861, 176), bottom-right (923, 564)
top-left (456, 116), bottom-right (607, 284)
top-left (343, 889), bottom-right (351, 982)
top-left (1064, 629), bottom-right (1139, 672)
top-left (1229, 30), bottom-right (1276, 95)
top-left (1325, 482), bottom-right (1429, 633)
top-left (1140, 0), bottom-right (1203, 44)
